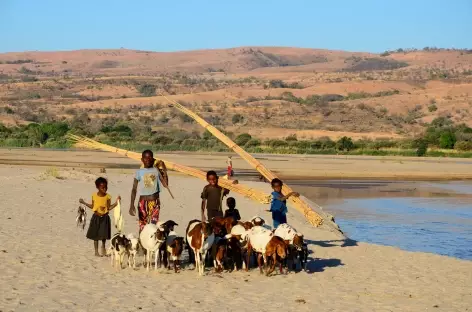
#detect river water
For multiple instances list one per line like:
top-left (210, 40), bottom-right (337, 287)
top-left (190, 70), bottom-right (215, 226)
top-left (292, 180), bottom-right (472, 260)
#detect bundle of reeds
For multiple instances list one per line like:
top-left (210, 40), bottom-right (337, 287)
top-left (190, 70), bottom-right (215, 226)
top-left (67, 134), bottom-right (271, 204)
top-left (161, 93), bottom-right (341, 232)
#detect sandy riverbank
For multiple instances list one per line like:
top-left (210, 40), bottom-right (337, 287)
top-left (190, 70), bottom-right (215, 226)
top-left (1, 148), bottom-right (472, 180)
top-left (0, 165), bottom-right (471, 311)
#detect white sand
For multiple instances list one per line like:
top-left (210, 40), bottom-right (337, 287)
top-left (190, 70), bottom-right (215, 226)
top-left (1, 165), bottom-right (471, 312)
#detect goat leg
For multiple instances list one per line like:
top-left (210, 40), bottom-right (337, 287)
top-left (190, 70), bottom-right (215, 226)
top-left (266, 254), bottom-right (276, 276)
top-left (257, 254), bottom-right (263, 274)
top-left (246, 245), bottom-right (252, 272)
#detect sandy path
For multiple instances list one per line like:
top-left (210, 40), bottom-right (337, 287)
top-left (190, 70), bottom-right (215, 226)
top-left (0, 166), bottom-right (471, 312)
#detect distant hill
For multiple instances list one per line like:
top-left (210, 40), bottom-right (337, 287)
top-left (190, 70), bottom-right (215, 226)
top-left (1, 46), bottom-right (472, 144)
top-left (1, 46), bottom-right (470, 76)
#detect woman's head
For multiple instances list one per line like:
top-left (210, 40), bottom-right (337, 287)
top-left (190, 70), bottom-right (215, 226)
top-left (141, 150), bottom-right (154, 168)
top-left (95, 177), bottom-right (108, 194)
top-left (226, 197), bottom-right (236, 209)
top-left (206, 170), bottom-right (218, 186)
top-left (271, 178), bottom-right (283, 192)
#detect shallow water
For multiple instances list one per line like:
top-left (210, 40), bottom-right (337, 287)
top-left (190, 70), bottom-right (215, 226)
top-left (301, 181), bottom-right (472, 260)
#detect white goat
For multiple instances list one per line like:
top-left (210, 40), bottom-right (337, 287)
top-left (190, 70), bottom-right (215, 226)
top-left (246, 225), bottom-right (274, 271)
top-left (139, 223), bottom-right (167, 272)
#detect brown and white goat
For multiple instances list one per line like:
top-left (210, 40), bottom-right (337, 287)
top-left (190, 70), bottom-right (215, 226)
top-left (246, 226), bottom-right (288, 275)
top-left (166, 231), bottom-right (184, 273)
top-left (250, 216), bottom-right (265, 227)
top-left (158, 220), bottom-right (179, 268)
top-left (211, 238), bottom-right (228, 273)
top-left (274, 223), bottom-right (304, 271)
top-left (264, 236), bottom-right (288, 276)
top-left (212, 216), bottom-right (236, 235)
top-left (186, 220), bottom-right (215, 276)
top-left (237, 221), bottom-right (253, 231)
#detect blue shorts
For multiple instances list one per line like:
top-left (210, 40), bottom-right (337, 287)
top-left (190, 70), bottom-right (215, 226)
top-left (272, 211), bottom-right (287, 228)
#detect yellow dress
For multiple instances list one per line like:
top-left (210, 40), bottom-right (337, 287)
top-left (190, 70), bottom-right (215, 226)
top-left (92, 193), bottom-right (111, 215)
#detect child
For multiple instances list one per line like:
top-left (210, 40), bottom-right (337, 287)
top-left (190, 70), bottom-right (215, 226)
top-left (129, 150), bottom-right (166, 232)
top-left (269, 178), bottom-right (299, 228)
top-left (79, 177), bottom-right (120, 257)
top-left (201, 171), bottom-right (237, 221)
top-left (226, 156), bottom-right (233, 178)
top-left (224, 197), bottom-right (241, 221)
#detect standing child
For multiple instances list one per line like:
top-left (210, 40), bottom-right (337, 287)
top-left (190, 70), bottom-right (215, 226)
top-left (226, 156), bottom-right (233, 178)
top-left (268, 178), bottom-right (299, 228)
top-left (224, 197), bottom-right (241, 221)
top-left (129, 150), bottom-right (167, 232)
top-left (201, 171), bottom-right (237, 221)
top-left (80, 177), bottom-right (120, 257)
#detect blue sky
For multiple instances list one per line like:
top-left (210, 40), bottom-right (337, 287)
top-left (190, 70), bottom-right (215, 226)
top-left (0, 0), bottom-right (471, 53)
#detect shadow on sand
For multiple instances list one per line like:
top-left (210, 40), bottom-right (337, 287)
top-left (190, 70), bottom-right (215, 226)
top-left (298, 238), bottom-right (354, 274)
top-left (306, 238), bottom-right (358, 248)
top-left (305, 257), bottom-right (343, 273)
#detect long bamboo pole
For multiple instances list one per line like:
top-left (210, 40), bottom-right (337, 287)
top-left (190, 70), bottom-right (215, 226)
top-left (67, 134), bottom-right (271, 204)
top-left (160, 93), bottom-right (340, 231)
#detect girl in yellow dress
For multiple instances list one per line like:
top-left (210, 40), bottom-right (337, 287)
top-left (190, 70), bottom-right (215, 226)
top-left (80, 177), bottom-right (120, 256)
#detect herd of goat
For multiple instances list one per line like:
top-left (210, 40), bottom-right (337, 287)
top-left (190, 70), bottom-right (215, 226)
top-left (78, 208), bottom-right (309, 276)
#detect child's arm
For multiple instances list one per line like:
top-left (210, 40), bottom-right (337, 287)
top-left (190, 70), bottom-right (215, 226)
top-left (129, 179), bottom-right (138, 216)
top-left (276, 192), bottom-right (300, 201)
top-left (201, 186), bottom-right (208, 221)
top-left (109, 196), bottom-right (121, 210)
top-left (79, 198), bottom-right (93, 209)
top-left (201, 199), bottom-right (206, 222)
top-left (235, 209), bottom-right (241, 221)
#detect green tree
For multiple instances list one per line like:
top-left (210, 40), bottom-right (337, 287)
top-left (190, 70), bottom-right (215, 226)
top-left (232, 114), bottom-right (244, 124)
top-left (235, 133), bottom-right (252, 146)
top-left (27, 124), bottom-right (48, 146)
top-left (245, 138), bottom-right (261, 148)
top-left (336, 136), bottom-right (354, 151)
top-left (285, 134), bottom-right (298, 141)
top-left (414, 139), bottom-right (428, 156)
top-left (138, 84), bottom-right (157, 97)
top-left (40, 122), bottom-right (69, 139)
top-left (439, 131), bottom-right (456, 149)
